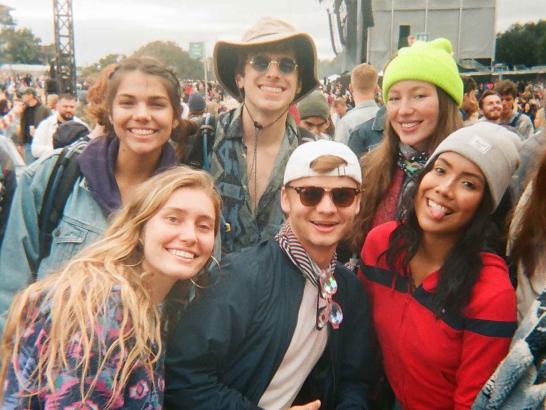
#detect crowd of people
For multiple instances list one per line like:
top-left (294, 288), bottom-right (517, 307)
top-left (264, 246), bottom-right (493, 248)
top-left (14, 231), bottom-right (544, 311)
top-left (0, 15), bottom-right (545, 410)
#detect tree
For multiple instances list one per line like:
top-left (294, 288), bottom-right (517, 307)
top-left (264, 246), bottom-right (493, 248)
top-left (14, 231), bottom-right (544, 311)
top-left (0, 27), bottom-right (45, 64)
top-left (80, 53), bottom-right (125, 78)
top-left (0, 4), bottom-right (15, 28)
top-left (132, 41), bottom-right (204, 79)
top-left (495, 20), bottom-right (546, 67)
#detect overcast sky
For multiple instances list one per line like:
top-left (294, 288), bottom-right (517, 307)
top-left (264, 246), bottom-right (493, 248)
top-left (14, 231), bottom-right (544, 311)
top-left (2, 0), bottom-right (545, 65)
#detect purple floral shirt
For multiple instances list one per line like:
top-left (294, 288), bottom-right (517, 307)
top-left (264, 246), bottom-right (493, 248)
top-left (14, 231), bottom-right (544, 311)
top-left (2, 291), bottom-right (164, 409)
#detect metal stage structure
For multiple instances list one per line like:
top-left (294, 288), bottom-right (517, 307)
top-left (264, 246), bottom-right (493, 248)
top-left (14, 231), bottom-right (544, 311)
top-left (52, 0), bottom-right (76, 95)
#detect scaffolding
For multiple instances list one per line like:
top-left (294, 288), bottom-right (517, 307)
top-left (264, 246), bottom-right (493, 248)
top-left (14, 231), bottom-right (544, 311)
top-left (52, 0), bottom-right (76, 94)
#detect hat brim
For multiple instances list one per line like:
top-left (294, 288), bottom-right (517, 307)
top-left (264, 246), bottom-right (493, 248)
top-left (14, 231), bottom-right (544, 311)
top-left (214, 32), bottom-right (318, 103)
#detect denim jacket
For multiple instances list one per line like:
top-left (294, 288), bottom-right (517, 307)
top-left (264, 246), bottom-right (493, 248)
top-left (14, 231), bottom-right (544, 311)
top-left (0, 150), bottom-right (107, 333)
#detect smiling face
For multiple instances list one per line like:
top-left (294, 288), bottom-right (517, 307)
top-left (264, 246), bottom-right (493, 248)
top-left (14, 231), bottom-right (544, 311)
top-left (110, 70), bottom-right (178, 159)
top-left (281, 175), bottom-right (360, 266)
top-left (480, 94), bottom-right (502, 122)
top-left (415, 152), bottom-right (486, 242)
top-left (236, 49), bottom-right (299, 117)
top-left (142, 187), bottom-right (216, 288)
top-left (387, 80), bottom-right (440, 152)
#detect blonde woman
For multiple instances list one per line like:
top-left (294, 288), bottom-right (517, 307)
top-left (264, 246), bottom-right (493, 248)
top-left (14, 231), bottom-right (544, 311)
top-left (0, 166), bottom-right (221, 409)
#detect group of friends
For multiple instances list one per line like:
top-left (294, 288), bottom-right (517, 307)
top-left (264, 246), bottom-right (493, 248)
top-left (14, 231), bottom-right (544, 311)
top-left (0, 16), bottom-right (545, 410)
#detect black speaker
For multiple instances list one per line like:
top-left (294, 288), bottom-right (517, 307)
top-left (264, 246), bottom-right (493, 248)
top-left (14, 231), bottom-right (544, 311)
top-left (46, 79), bottom-right (59, 94)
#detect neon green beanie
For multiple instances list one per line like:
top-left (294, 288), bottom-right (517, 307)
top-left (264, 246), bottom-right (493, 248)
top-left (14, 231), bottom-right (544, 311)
top-left (382, 38), bottom-right (463, 106)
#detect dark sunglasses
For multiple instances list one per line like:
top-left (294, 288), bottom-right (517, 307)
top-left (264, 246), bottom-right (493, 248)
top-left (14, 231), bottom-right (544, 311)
top-left (248, 55), bottom-right (298, 75)
top-left (286, 186), bottom-right (360, 208)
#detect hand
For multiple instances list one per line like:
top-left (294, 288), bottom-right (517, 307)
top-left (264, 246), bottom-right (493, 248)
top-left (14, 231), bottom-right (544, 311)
top-left (12, 100), bottom-right (24, 115)
top-left (289, 400), bottom-right (321, 410)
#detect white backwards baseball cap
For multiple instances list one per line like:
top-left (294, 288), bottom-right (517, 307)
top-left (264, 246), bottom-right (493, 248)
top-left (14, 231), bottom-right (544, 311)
top-left (283, 140), bottom-right (362, 185)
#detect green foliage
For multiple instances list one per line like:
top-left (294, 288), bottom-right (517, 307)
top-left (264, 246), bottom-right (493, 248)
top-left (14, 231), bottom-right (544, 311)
top-left (79, 53), bottom-right (125, 78)
top-left (132, 41), bottom-right (204, 80)
top-left (0, 27), bottom-right (48, 64)
top-left (496, 20), bottom-right (546, 67)
top-left (0, 4), bottom-right (15, 28)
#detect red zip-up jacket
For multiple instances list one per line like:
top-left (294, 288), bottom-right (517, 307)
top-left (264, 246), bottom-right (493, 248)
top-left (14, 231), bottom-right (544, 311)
top-left (358, 221), bottom-right (516, 410)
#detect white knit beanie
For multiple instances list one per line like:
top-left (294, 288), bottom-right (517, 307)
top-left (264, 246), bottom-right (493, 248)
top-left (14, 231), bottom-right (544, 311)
top-left (427, 122), bottom-right (521, 212)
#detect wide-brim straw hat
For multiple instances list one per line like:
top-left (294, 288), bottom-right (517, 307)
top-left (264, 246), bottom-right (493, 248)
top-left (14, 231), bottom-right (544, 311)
top-left (214, 17), bottom-right (319, 103)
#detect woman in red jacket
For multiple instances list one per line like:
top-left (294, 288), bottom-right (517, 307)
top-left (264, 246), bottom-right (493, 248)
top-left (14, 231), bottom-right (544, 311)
top-left (359, 122), bottom-right (520, 409)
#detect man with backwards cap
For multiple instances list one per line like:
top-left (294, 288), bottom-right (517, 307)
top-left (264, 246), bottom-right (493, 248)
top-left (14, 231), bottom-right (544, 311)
top-left (165, 140), bottom-right (374, 410)
top-left (209, 17), bottom-right (319, 255)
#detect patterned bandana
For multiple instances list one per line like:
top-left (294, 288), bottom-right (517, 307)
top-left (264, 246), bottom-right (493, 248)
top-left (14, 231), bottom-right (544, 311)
top-left (397, 144), bottom-right (429, 179)
top-left (275, 223), bottom-right (336, 288)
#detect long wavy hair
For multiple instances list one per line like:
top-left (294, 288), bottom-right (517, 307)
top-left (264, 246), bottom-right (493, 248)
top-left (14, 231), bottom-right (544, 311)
top-left (0, 166), bottom-right (221, 408)
top-left (384, 161), bottom-right (495, 316)
top-left (350, 87), bottom-right (463, 251)
top-left (510, 147), bottom-right (546, 277)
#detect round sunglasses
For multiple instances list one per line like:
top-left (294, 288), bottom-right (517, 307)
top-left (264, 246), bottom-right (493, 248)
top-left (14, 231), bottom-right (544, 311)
top-left (248, 55), bottom-right (298, 75)
top-left (286, 186), bottom-right (361, 208)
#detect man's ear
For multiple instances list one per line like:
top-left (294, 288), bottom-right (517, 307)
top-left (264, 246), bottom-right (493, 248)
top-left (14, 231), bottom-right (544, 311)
top-left (235, 73), bottom-right (244, 90)
top-left (280, 186), bottom-right (291, 215)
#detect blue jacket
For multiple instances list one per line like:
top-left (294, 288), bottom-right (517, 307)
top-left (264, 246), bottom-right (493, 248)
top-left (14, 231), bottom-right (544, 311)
top-left (347, 105), bottom-right (385, 158)
top-left (0, 150), bottom-right (107, 332)
top-left (165, 240), bottom-right (375, 409)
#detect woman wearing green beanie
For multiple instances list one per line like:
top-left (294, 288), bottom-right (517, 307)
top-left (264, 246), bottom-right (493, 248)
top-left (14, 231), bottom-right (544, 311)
top-left (351, 37), bottom-right (463, 252)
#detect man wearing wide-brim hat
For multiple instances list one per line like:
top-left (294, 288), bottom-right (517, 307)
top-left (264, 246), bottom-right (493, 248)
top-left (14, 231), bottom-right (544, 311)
top-left (208, 17), bottom-right (319, 255)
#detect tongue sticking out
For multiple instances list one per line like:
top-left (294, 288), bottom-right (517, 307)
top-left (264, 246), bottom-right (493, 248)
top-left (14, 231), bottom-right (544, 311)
top-left (430, 206), bottom-right (447, 220)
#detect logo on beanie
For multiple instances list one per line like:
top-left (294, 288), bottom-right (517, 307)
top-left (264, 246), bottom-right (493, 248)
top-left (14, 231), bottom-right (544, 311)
top-left (469, 137), bottom-right (492, 154)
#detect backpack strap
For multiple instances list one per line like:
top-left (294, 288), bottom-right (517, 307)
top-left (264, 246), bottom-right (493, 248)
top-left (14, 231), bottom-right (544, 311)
top-left (509, 112), bottom-right (522, 128)
top-left (36, 140), bottom-right (88, 280)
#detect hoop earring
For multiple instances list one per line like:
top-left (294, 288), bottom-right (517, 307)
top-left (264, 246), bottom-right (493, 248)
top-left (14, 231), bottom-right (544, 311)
top-left (191, 255), bottom-right (221, 289)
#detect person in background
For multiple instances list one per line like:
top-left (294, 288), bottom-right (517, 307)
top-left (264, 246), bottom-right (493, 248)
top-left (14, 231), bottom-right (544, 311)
top-left (18, 87), bottom-right (50, 163)
top-left (31, 93), bottom-right (86, 158)
top-left (297, 90), bottom-right (333, 139)
top-left (495, 79), bottom-right (534, 140)
top-left (45, 93), bottom-right (58, 111)
top-left (187, 92), bottom-right (207, 120)
top-left (478, 90), bottom-right (503, 124)
top-left (359, 122), bottom-right (520, 409)
top-left (165, 140), bottom-right (375, 410)
top-left (0, 166), bottom-right (220, 409)
top-left (331, 97), bottom-right (348, 130)
top-left (335, 63), bottom-right (379, 144)
top-left (461, 77), bottom-right (479, 125)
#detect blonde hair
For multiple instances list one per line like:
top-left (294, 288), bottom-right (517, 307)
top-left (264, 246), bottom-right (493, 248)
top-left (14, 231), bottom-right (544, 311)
top-left (351, 63), bottom-right (378, 94)
top-left (0, 166), bottom-right (221, 408)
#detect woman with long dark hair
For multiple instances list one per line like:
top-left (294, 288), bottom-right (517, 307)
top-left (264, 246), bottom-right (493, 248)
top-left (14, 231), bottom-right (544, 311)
top-left (358, 122), bottom-right (520, 409)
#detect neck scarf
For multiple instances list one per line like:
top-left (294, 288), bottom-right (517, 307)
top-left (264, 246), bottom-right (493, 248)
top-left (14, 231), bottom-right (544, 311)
top-left (275, 223), bottom-right (336, 288)
top-left (397, 143), bottom-right (429, 179)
